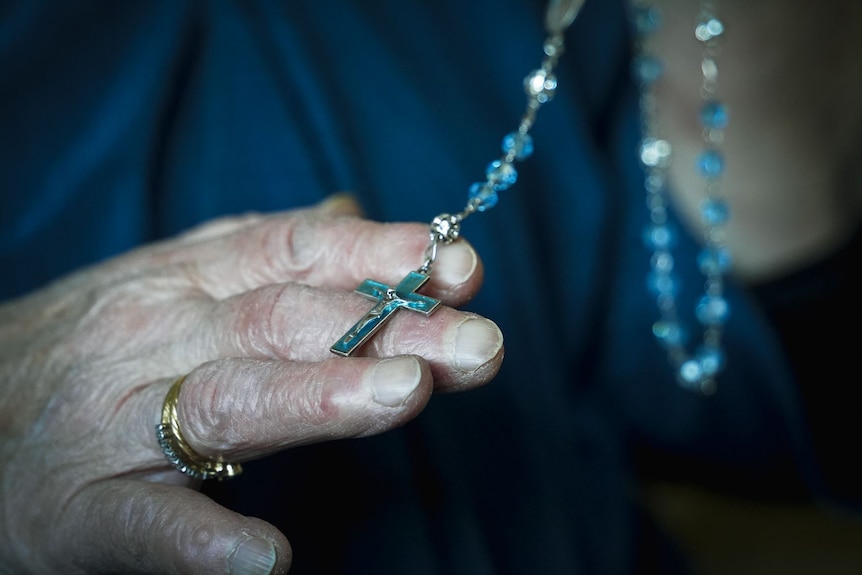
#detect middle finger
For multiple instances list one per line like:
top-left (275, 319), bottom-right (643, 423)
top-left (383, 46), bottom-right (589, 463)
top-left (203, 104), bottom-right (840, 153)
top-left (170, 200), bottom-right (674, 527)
top-left (194, 281), bottom-right (504, 392)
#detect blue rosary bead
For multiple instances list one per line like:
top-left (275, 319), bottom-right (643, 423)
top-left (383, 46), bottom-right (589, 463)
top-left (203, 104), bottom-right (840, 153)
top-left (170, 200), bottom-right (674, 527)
top-left (678, 359), bottom-right (705, 387)
top-left (468, 182), bottom-right (499, 211)
top-left (486, 159), bottom-right (518, 190)
top-left (696, 345), bottom-right (725, 376)
top-left (700, 198), bottom-right (730, 225)
top-left (633, 55), bottom-right (664, 85)
top-left (643, 223), bottom-right (676, 250)
top-left (502, 132), bottom-right (534, 160)
top-left (700, 101), bottom-right (729, 129)
top-left (647, 271), bottom-right (680, 298)
top-left (632, 5), bottom-right (662, 35)
top-left (695, 294), bottom-right (730, 326)
top-left (697, 150), bottom-right (725, 178)
top-left (697, 247), bottom-right (732, 275)
top-left (653, 320), bottom-right (688, 347)
top-left (651, 251), bottom-right (674, 274)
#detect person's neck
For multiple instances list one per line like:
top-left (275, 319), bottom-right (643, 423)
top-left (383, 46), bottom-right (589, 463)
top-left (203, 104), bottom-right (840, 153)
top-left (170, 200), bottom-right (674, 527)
top-left (646, 0), bottom-right (862, 283)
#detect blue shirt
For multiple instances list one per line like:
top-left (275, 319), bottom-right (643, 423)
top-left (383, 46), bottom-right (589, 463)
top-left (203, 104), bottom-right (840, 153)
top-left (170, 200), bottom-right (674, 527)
top-left (0, 1), bottom-right (836, 573)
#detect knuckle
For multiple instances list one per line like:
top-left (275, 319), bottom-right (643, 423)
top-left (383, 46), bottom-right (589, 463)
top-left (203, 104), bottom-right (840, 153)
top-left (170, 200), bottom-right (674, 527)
top-left (176, 520), bottom-right (221, 565)
top-left (180, 370), bottom-right (238, 453)
top-left (252, 217), bottom-right (319, 283)
top-left (220, 283), bottom-right (290, 358)
top-left (253, 283), bottom-right (293, 357)
top-left (282, 375), bottom-right (338, 427)
top-left (68, 276), bottom-right (195, 354)
top-left (181, 360), bottom-right (343, 453)
top-left (221, 283), bottom-right (318, 360)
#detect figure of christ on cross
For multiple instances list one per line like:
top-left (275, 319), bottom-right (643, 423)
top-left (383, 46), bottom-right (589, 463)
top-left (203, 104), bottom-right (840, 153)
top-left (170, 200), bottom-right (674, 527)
top-left (330, 271), bottom-right (441, 357)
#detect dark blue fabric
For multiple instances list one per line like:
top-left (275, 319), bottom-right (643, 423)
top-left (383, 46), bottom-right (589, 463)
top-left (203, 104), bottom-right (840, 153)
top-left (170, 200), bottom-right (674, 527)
top-left (0, 1), bottom-right (836, 573)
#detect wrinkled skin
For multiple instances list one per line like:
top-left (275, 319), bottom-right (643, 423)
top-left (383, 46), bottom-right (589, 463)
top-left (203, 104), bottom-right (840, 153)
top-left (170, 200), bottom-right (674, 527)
top-left (0, 196), bottom-right (504, 574)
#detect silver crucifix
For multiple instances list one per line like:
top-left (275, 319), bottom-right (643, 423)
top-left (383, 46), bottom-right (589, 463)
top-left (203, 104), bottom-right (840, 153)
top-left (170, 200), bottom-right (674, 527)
top-left (330, 271), bottom-right (441, 357)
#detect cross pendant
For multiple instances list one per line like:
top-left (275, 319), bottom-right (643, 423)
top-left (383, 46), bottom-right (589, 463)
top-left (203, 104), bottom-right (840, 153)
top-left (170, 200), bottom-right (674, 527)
top-left (330, 271), bottom-right (441, 357)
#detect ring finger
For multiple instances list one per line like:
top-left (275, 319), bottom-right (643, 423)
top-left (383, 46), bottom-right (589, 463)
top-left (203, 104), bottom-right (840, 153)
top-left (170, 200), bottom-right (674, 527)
top-left (144, 355), bottom-right (432, 470)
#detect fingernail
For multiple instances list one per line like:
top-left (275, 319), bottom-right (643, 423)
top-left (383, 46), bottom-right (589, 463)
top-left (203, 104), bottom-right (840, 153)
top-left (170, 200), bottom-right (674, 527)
top-left (317, 192), bottom-right (362, 215)
top-left (229, 537), bottom-right (277, 575)
top-left (452, 318), bottom-right (503, 372)
top-left (370, 357), bottom-right (422, 407)
top-left (434, 242), bottom-right (477, 287)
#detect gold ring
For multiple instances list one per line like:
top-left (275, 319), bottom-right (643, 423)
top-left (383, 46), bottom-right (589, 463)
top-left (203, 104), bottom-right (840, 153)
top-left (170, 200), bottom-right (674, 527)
top-left (155, 376), bottom-right (242, 480)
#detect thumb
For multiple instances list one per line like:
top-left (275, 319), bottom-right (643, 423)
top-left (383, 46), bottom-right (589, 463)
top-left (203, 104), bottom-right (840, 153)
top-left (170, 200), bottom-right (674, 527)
top-left (53, 480), bottom-right (291, 574)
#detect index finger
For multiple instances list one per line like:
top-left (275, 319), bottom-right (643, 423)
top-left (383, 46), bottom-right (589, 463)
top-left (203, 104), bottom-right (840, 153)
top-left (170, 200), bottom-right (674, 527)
top-left (183, 205), bottom-right (482, 305)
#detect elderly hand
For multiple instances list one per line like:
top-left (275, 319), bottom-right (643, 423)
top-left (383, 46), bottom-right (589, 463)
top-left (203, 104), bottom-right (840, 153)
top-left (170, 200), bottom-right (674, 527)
top-left (0, 195), bottom-right (503, 574)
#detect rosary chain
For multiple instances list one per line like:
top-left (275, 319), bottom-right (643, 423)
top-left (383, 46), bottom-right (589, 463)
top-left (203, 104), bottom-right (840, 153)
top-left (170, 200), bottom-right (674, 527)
top-left (418, 0), bottom-right (585, 274)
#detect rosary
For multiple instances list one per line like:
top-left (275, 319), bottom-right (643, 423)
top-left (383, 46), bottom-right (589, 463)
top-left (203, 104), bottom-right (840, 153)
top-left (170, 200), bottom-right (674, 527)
top-left (329, 0), bottom-right (730, 395)
top-left (329, 0), bottom-right (585, 357)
